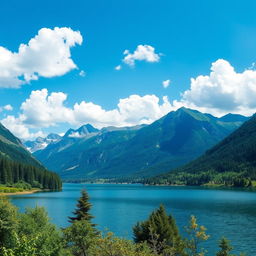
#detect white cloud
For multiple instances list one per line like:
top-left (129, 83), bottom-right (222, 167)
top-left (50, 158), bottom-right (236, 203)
top-left (123, 45), bottom-right (160, 67)
top-left (4, 59), bottom-right (256, 140)
top-left (79, 70), bottom-right (86, 77)
top-left (0, 104), bottom-right (13, 112)
top-left (0, 27), bottom-right (82, 88)
top-left (117, 95), bottom-right (171, 124)
top-left (1, 115), bottom-right (45, 140)
top-left (20, 89), bottom-right (73, 127)
top-left (162, 79), bottom-right (170, 88)
top-left (177, 59), bottom-right (256, 116)
top-left (1, 89), bottom-right (174, 140)
top-left (115, 65), bottom-right (122, 71)
top-left (3, 104), bottom-right (13, 111)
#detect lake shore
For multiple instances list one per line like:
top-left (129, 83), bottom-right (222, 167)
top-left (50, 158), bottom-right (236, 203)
top-left (0, 189), bottom-right (41, 196)
top-left (65, 181), bottom-right (256, 191)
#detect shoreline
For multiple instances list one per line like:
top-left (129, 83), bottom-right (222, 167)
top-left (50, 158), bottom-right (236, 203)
top-left (63, 182), bottom-right (256, 191)
top-left (0, 189), bottom-right (41, 196)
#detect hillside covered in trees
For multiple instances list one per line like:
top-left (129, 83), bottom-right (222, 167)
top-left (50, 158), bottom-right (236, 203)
top-left (0, 123), bottom-right (62, 190)
top-left (146, 114), bottom-right (256, 187)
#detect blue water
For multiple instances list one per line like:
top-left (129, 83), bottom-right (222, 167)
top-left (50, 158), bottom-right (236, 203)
top-left (10, 183), bottom-right (256, 255)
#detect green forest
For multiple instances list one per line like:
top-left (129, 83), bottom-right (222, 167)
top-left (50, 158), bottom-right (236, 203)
top-left (0, 189), bottom-right (246, 256)
top-left (0, 155), bottom-right (62, 191)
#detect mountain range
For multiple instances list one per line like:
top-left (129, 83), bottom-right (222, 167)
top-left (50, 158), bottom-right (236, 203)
top-left (30, 107), bottom-right (248, 180)
top-left (148, 113), bottom-right (256, 187)
top-left (25, 133), bottom-right (62, 153)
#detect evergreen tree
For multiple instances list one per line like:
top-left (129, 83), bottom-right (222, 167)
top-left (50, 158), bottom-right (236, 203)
top-left (63, 219), bottom-right (98, 256)
top-left (216, 238), bottom-right (233, 256)
top-left (0, 155), bottom-right (62, 190)
top-left (69, 189), bottom-right (94, 224)
top-left (133, 204), bottom-right (185, 255)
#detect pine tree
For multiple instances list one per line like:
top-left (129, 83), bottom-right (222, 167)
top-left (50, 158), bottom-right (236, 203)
top-left (69, 189), bottom-right (94, 224)
top-left (0, 155), bottom-right (62, 190)
top-left (133, 204), bottom-right (185, 254)
top-left (216, 237), bottom-right (233, 256)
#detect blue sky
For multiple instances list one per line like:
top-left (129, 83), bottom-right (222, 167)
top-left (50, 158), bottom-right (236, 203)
top-left (1, 0), bottom-right (256, 139)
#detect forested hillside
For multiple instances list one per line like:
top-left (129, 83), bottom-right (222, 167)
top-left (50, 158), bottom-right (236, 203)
top-left (0, 123), bottom-right (42, 167)
top-left (0, 156), bottom-right (61, 190)
top-left (0, 123), bottom-right (62, 190)
top-left (147, 114), bottom-right (256, 187)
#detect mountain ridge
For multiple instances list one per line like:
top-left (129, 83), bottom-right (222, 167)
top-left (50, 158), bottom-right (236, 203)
top-left (147, 113), bottom-right (256, 187)
top-left (33, 108), bottom-right (247, 180)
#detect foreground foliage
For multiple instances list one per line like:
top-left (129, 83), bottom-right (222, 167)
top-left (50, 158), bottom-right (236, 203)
top-left (133, 204), bottom-right (185, 255)
top-left (0, 189), bottom-right (247, 256)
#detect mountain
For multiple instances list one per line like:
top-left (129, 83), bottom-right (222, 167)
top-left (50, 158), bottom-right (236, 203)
top-left (34, 108), bottom-right (246, 180)
top-left (63, 124), bottom-right (99, 138)
top-left (0, 122), bottom-right (62, 190)
top-left (148, 114), bottom-right (256, 187)
top-left (0, 123), bottom-right (42, 167)
top-left (24, 133), bottom-right (62, 153)
top-left (219, 113), bottom-right (249, 122)
top-left (24, 124), bottom-right (99, 153)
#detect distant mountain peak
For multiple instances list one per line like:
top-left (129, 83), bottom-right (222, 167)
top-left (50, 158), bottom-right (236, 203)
top-left (164, 107), bottom-right (211, 123)
top-left (64, 124), bottom-right (99, 139)
top-left (24, 133), bottom-right (61, 153)
top-left (77, 124), bottom-right (99, 134)
top-left (219, 113), bottom-right (249, 122)
top-left (46, 133), bottom-right (62, 140)
top-left (64, 128), bottom-right (76, 138)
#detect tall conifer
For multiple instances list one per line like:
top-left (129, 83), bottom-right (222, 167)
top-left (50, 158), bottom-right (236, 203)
top-left (133, 204), bottom-right (184, 254)
top-left (69, 189), bottom-right (94, 224)
top-left (216, 238), bottom-right (233, 256)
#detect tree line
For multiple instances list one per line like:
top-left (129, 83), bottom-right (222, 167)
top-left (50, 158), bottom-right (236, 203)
top-left (0, 189), bottom-right (247, 256)
top-left (0, 155), bottom-right (62, 190)
top-left (145, 170), bottom-right (255, 187)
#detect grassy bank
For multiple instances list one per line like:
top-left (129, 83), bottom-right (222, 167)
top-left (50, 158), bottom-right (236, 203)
top-left (0, 186), bottom-right (41, 195)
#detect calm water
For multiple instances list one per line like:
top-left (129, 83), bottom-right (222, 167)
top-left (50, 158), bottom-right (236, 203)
top-left (10, 183), bottom-right (256, 255)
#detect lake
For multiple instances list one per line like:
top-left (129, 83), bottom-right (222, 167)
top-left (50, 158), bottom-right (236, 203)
top-left (10, 183), bottom-right (256, 255)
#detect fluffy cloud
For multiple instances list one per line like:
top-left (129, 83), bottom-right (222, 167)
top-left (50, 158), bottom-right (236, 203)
top-left (115, 65), bottom-right (122, 71)
top-left (0, 104), bottom-right (13, 112)
top-left (4, 59), bottom-right (256, 140)
top-left (20, 89), bottom-right (73, 127)
top-left (162, 79), bottom-right (170, 88)
top-left (1, 115), bottom-right (45, 140)
top-left (123, 45), bottom-right (160, 67)
top-left (117, 95), bottom-right (171, 124)
top-left (1, 89), bottom-right (174, 140)
top-left (0, 27), bottom-right (82, 88)
top-left (79, 70), bottom-right (86, 77)
top-left (178, 59), bottom-right (256, 116)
